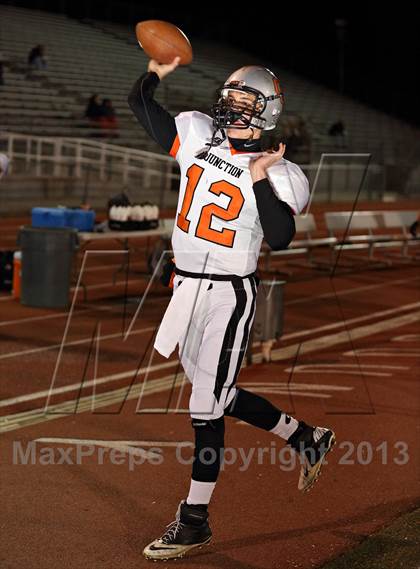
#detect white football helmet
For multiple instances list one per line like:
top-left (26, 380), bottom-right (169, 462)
top-left (212, 65), bottom-right (285, 131)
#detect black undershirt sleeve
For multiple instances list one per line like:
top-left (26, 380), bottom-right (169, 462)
top-left (127, 71), bottom-right (178, 154)
top-left (252, 178), bottom-right (296, 250)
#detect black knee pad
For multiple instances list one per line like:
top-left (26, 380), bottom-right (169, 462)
top-left (191, 416), bottom-right (225, 483)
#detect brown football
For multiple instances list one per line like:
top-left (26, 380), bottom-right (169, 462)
top-left (135, 20), bottom-right (193, 65)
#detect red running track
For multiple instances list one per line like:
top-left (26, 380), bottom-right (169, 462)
top-left (0, 214), bottom-right (419, 569)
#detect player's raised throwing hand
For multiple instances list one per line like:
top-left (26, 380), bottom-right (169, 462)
top-left (148, 57), bottom-right (181, 80)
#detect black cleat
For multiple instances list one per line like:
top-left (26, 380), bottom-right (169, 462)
top-left (287, 421), bottom-right (336, 492)
top-left (143, 501), bottom-right (212, 561)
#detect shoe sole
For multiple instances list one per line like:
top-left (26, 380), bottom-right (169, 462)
top-left (143, 536), bottom-right (212, 561)
top-left (299, 431), bottom-right (336, 493)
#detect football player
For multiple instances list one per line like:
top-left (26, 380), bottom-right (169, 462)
top-left (128, 57), bottom-right (336, 561)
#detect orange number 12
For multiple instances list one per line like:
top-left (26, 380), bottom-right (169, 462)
top-left (177, 164), bottom-right (244, 248)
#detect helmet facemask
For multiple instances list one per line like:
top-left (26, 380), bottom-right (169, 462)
top-left (211, 84), bottom-right (268, 131)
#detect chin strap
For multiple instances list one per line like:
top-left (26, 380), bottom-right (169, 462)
top-left (195, 128), bottom-right (226, 160)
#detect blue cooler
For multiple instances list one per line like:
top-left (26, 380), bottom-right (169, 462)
top-left (66, 209), bottom-right (95, 231)
top-left (31, 207), bottom-right (68, 228)
top-left (31, 207), bottom-right (95, 231)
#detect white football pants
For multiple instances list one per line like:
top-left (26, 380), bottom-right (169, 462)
top-left (174, 274), bottom-right (258, 420)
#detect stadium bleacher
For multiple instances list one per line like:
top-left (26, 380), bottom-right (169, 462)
top-left (1, 4), bottom-right (419, 167)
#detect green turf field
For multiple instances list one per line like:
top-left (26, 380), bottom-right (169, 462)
top-left (321, 507), bottom-right (420, 569)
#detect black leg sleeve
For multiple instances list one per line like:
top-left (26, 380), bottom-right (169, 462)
top-left (224, 388), bottom-right (282, 431)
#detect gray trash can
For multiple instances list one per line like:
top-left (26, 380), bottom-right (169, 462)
top-left (18, 227), bottom-right (78, 308)
top-left (247, 280), bottom-right (286, 364)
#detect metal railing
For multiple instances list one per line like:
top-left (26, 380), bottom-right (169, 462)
top-left (0, 131), bottom-right (387, 203)
top-left (0, 131), bottom-right (179, 186)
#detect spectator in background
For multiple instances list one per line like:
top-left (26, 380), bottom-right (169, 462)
top-left (281, 118), bottom-right (303, 161)
top-left (409, 215), bottom-right (419, 238)
top-left (98, 99), bottom-right (118, 132)
top-left (27, 44), bottom-right (47, 71)
top-left (328, 120), bottom-right (346, 148)
top-left (297, 117), bottom-right (310, 146)
top-left (85, 94), bottom-right (103, 122)
top-left (261, 117), bottom-right (308, 161)
top-left (0, 154), bottom-right (10, 179)
top-left (282, 125), bottom-right (296, 157)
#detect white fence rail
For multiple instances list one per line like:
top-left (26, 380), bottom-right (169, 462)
top-left (0, 131), bottom-right (179, 187)
top-left (0, 132), bottom-right (386, 202)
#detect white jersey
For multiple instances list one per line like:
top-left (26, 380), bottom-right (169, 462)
top-left (169, 111), bottom-right (309, 276)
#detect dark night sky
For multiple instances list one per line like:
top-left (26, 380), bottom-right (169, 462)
top-left (4, 1), bottom-right (419, 127)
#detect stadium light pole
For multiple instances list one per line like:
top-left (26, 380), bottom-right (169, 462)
top-left (335, 18), bottom-right (347, 94)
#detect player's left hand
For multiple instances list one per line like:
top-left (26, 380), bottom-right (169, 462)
top-left (249, 143), bottom-right (286, 182)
